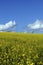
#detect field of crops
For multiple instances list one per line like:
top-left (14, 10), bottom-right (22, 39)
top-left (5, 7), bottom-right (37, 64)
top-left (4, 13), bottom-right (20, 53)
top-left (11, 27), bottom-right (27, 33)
top-left (0, 32), bottom-right (43, 65)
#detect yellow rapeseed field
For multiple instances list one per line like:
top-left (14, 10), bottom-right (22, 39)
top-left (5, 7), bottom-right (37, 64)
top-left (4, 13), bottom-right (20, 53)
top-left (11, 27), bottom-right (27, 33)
top-left (0, 32), bottom-right (43, 65)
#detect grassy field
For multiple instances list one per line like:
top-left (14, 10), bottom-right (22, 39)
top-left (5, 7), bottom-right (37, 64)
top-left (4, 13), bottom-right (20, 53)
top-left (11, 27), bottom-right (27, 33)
top-left (0, 32), bottom-right (43, 65)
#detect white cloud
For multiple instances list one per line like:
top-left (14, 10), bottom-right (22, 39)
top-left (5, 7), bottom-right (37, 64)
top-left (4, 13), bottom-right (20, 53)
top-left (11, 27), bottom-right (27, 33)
top-left (27, 19), bottom-right (43, 30)
top-left (0, 20), bottom-right (16, 31)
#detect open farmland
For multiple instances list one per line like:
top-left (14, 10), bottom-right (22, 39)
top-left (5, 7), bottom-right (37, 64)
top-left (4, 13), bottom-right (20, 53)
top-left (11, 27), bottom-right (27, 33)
top-left (0, 32), bottom-right (43, 65)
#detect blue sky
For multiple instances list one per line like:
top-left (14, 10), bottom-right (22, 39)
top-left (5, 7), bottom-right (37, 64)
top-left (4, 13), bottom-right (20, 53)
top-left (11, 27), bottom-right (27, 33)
top-left (0, 0), bottom-right (43, 32)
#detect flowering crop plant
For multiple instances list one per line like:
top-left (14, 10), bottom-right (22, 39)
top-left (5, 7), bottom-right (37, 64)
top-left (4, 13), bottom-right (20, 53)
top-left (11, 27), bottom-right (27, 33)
top-left (0, 32), bottom-right (43, 65)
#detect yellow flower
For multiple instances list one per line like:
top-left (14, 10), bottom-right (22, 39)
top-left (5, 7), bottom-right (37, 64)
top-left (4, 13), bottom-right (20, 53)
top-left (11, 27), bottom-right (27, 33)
top-left (22, 54), bottom-right (25, 56)
top-left (30, 63), bottom-right (34, 65)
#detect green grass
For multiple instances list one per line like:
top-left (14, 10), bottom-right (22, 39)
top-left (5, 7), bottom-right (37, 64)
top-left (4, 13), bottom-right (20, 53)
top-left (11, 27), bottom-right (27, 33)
top-left (0, 32), bottom-right (43, 65)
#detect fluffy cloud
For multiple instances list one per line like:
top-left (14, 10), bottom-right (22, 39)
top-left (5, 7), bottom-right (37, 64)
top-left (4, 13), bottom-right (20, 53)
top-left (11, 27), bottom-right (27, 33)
top-left (27, 19), bottom-right (43, 30)
top-left (0, 20), bottom-right (16, 31)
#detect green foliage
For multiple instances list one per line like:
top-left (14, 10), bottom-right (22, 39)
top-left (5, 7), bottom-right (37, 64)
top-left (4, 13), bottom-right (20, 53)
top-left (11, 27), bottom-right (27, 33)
top-left (0, 32), bottom-right (43, 65)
